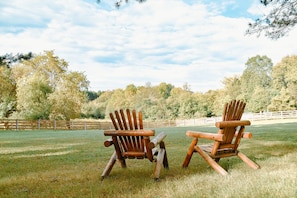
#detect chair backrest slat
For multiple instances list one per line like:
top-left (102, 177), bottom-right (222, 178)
top-left (126, 109), bottom-right (134, 130)
top-left (130, 110), bottom-right (143, 150)
top-left (132, 110), bottom-right (138, 129)
top-left (138, 111), bottom-right (143, 129)
top-left (109, 113), bottom-right (118, 130)
top-left (114, 110), bottom-right (123, 130)
top-left (120, 109), bottom-right (128, 130)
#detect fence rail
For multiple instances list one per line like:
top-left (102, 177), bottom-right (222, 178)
top-left (1, 110), bottom-right (297, 131)
top-left (175, 110), bottom-right (297, 126)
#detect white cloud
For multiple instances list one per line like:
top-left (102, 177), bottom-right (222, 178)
top-left (0, 0), bottom-right (296, 93)
top-left (247, 0), bottom-right (272, 16)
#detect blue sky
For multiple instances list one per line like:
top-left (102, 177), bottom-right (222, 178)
top-left (0, 0), bottom-right (296, 92)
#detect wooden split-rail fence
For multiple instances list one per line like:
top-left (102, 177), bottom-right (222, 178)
top-left (0, 119), bottom-right (176, 131)
top-left (1, 110), bottom-right (297, 130)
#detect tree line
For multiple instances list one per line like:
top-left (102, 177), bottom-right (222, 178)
top-left (1, 51), bottom-right (296, 121)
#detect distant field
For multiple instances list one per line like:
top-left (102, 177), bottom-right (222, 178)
top-left (0, 120), bottom-right (296, 197)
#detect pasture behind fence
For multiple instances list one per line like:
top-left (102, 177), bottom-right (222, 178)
top-left (1, 110), bottom-right (297, 130)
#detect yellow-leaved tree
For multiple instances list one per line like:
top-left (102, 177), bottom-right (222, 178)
top-left (12, 50), bottom-right (89, 120)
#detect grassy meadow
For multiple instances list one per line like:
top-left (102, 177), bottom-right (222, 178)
top-left (0, 120), bottom-right (297, 198)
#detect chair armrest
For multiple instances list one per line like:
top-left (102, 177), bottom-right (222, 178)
top-left (215, 120), bottom-right (251, 128)
top-left (104, 129), bottom-right (155, 136)
top-left (235, 131), bottom-right (252, 138)
top-left (148, 132), bottom-right (167, 149)
top-left (186, 131), bottom-right (225, 141)
top-left (104, 138), bottom-right (114, 147)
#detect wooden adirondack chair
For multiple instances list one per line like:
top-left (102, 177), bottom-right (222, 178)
top-left (101, 109), bottom-right (169, 180)
top-left (182, 100), bottom-right (260, 175)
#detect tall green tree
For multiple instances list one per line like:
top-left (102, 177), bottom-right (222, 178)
top-left (166, 87), bottom-right (195, 119)
top-left (158, 82), bottom-right (174, 99)
top-left (179, 94), bottom-right (200, 119)
top-left (269, 55), bottom-right (297, 110)
top-left (240, 55), bottom-right (273, 109)
top-left (82, 91), bottom-right (112, 119)
top-left (105, 89), bottom-right (127, 114)
top-left (268, 88), bottom-right (296, 111)
top-left (222, 75), bottom-right (242, 100)
top-left (49, 71), bottom-right (88, 120)
top-left (124, 84), bottom-right (137, 108)
top-left (16, 74), bottom-right (52, 119)
top-left (86, 90), bottom-right (99, 101)
top-left (0, 67), bottom-right (16, 118)
top-left (135, 85), bottom-right (165, 120)
top-left (249, 87), bottom-right (272, 112)
top-left (211, 89), bottom-right (230, 116)
top-left (272, 55), bottom-right (297, 92)
top-left (0, 52), bottom-right (34, 118)
top-left (12, 51), bottom-right (88, 120)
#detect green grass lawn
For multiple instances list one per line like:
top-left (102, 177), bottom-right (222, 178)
top-left (0, 121), bottom-right (297, 198)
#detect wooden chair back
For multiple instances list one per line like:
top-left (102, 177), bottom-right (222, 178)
top-left (212, 100), bottom-right (247, 156)
top-left (110, 109), bottom-right (143, 130)
top-left (109, 109), bottom-right (153, 160)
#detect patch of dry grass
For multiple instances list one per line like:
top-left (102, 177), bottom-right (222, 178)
top-left (0, 143), bottom-right (83, 154)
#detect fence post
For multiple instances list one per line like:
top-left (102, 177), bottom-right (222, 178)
top-left (84, 121), bottom-right (87, 130)
top-left (38, 119), bottom-right (40, 130)
top-left (54, 120), bottom-right (56, 130)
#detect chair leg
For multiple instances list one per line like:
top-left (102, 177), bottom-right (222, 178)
top-left (101, 152), bottom-right (117, 180)
top-left (153, 148), bottom-right (165, 180)
top-left (194, 146), bottom-right (229, 175)
top-left (160, 142), bottom-right (169, 169)
top-left (237, 152), bottom-right (260, 170)
top-left (183, 138), bottom-right (198, 168)
top-left (163, 151), bottom-right (169, 169)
